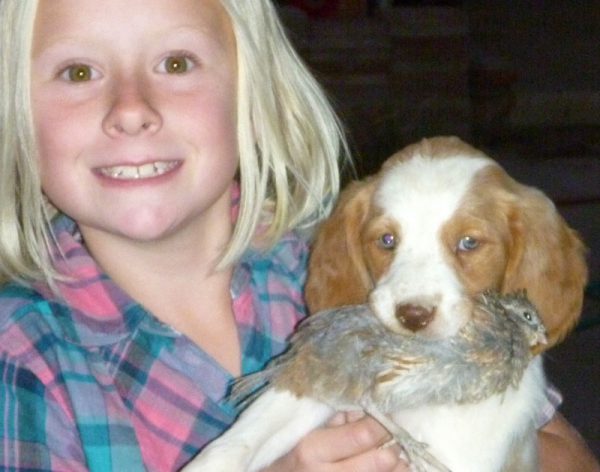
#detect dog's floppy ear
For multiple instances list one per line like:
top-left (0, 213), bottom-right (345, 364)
top-left (502, 182), bottom-right (588, 349)
top-left (305, 178), bottom-right (377, 314)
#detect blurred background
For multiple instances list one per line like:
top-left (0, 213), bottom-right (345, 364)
top-left (277, 0), bottom-right (600, 457)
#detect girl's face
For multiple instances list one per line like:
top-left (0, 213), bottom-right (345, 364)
top-left (31, 0), bottom-right (238, 244)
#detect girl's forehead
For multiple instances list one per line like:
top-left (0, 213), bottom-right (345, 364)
top-left (32, 0), bottom-right (233, 53)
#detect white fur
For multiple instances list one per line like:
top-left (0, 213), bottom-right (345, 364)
top-left (391, 357), bottom-right (546, 472)
top-left (183, 390), bottom-right (334, 471)
top-left (370, 155), bottom-right (491, 338)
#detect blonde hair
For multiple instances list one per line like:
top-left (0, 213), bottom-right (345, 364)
top-left (0, 0), bottom-right (347, 285)
top-left (218, 0), bottom-right (347, 267)
top-left (0, 0), bottom-right (55, 285)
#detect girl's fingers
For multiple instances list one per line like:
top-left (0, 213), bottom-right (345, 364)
top-left (326, 410), bottom-right (366, 426)
top-left (265, 414), bottom-right (409, 471)
top-left (337, 445), bottom-right (409, 472)
top-left (310, 415), bottom-right (393, 463)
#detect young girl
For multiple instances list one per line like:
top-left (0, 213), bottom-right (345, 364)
top-left (0, 1), bottom-right (596, 471)
top-left (0, 0), bottom-right (407, 470)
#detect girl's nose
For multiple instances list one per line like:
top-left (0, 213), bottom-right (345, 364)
top-left (102, 82), bottom-right (162, 137)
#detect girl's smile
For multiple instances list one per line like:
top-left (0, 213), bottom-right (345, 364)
top-left (95, 160), bottom-right (182, 181)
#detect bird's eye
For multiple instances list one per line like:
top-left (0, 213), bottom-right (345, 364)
top-left (523, 311), bottom-right (533, 322)
top-left (457, 236), bottom-right (479, 252)
top-left (378, 233), bottom-right (396, 250)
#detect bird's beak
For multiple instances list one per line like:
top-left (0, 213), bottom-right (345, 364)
top-left (536, 331), bottom-right (548, 346)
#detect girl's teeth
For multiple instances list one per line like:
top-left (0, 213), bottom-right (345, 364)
top-left (101, 161), bottom-right (177, 180)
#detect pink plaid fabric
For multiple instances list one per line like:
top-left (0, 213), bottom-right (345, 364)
top-left (0, 212), bottom-right (308, 471)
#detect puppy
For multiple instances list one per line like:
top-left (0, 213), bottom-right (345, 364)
top-left (184, 137), bottom-right (587, 471)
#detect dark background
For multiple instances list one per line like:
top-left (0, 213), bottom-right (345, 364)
top-left (279, 0), bottom-right (600, 457)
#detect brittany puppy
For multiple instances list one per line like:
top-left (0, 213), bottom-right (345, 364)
top-left (185, 136), bottom-right (588, 471)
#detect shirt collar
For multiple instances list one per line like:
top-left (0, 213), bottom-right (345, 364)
top-left (32, 215), bottom-right (154, 346)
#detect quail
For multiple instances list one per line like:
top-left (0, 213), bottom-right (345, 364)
top-left (232, 290), bottom-right (547, 472)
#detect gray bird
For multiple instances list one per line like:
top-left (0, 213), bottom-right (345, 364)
top-left (231, 290), bottom-right (547, 472)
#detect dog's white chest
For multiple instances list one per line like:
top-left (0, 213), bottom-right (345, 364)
top-left (392, 358), bottom-right (546, 472)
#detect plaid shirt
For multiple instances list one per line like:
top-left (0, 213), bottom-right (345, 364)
top-left (0, 217), bottom-right (561, 471)
top-left (0, 215), bottom-right (308, 471)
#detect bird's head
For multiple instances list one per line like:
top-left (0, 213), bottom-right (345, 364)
top-left (479, 289), bottom-right (548, 347)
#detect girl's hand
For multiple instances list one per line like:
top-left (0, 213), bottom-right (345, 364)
top-left (263, 412), bottom-right (409, 471)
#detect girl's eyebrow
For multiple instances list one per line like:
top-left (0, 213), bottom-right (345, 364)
top-left (163, 24), bottom-right (232, 49)
top-left (33, 25), bottom-right (225, 58)
top-left (31, 37), bottom-right (100, 60)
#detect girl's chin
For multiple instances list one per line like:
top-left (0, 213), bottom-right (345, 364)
top-left (112, 222), bottom-right (182, 244)
top-left (80, 215), bottom-right (183, 245)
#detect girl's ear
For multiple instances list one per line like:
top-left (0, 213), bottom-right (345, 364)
top-left (305, 178), bottom-right (377, 314)
top-left (502, 184), bottom-right (588, 349)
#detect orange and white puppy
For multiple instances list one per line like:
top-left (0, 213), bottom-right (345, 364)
top-left (185, 137), bottom-right (587, 472)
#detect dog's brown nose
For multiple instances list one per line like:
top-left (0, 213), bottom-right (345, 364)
top-left (395, 304), bottom-right (435, 331)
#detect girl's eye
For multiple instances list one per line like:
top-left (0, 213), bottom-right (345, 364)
top-left (378, 233), bottom-right (396, 250)
top-left (159, 55), bottom-right (196, 74)
top-left (60, 64), bottom-right (99, 82)
top-left (457, 235), bottom-right (479, 252)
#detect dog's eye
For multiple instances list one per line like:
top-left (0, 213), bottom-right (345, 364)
top-left (378, 233), bottom-right (396, 250)
top-left (457, 236), bottom-right (479, 252)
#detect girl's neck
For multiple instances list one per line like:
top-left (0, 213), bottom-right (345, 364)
top-left (78, 209), bottom-right (242, 375)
